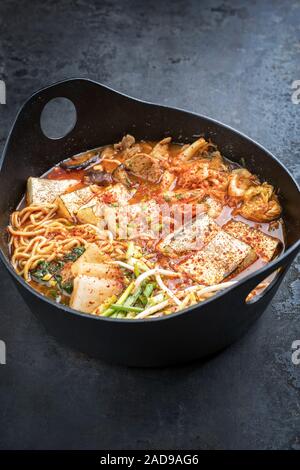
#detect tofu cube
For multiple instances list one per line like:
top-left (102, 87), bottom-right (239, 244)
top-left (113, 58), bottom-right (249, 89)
top-left (76, 205), bottom-right (100, 225)
top-left (158, 214), bottom-right (220, 257)
top-left (56, 186), bottom-right (95, 220)
top-left (223, 219), bottom-right (281, 261)
top-left (177, 230), bottom-right (252, 285)
top-left (27, 177), bottom-right (78, 205)
top-left (76, 184), bottom-right (135, 226)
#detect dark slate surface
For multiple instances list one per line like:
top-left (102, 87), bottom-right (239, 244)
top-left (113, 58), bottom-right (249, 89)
top-left (0, 0), bottom-right (299, 450)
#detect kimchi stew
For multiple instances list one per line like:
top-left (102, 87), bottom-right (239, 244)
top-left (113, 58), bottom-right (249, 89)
top-left (8, 135), bottom-right (284, 318)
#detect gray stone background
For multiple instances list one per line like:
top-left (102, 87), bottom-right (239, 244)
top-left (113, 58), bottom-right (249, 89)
top-left (0, 0), bottom-right (299, 450)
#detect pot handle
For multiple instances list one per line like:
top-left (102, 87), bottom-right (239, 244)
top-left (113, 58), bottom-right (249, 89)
top-left (2, 78), bottom-right (134, 175)
top-left (230, 246), bottom-right (298, 302)
top-left (6, 78), bottom-right (130, 149)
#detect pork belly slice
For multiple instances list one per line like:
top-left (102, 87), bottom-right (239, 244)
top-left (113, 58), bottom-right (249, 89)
top-left (124, 153), bottom-right (164, 183)
top-left (157, 213), bottom-right (220, 257)
top-left (223, 219), bottom-right (280, 261)
top-left (177, 230), bottom-right (253, 285)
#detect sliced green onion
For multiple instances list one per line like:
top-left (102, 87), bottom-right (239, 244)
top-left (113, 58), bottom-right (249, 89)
top-left (101, 282), bottom-right (135, 317)
top-left (126, 241), bottom-right (135, 260)
top-left (134, 263), bottom-right (140, 277)
top-left (124, 287), bottom-right (142, 307)
top-left (101, 307), bottom-right (115, 317)
top-left (139, 294), bottom-right (148, 306)
top-left (110, 304), bottom-right (143, 313)
top-left (143, 282), bottom-right (155, 298)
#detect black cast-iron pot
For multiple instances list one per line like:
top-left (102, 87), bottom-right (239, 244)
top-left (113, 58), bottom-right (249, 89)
top-left (0, 79), bottom-right (299, 366)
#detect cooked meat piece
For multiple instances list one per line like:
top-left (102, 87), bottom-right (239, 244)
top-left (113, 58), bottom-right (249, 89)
top-left (100, 146), bottom-right (118, 160)
top-left (112, 164), bottom-right (132, 187)
top-left (114, 134), bottom-right (135, 151)
top-left (26, 177), bottom-right (78, 205)
top-left (237, 183), bottom-right (281, 222)
top-left (124, 153), bottom-right (164, 183)
top-left (158, 214), bottom-right (220, 257)
top-left (223, 219), bottom-right (281, 261)
top-left (177, 230), bottom-right (252, 285)
top-left (84, 170), bottom-right (113, 186)
top-left (150, 137), bottom-right (171, 160)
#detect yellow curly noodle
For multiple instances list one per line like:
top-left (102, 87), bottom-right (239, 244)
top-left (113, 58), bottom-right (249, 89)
top-left (8, 203), bottom-right (126, 281)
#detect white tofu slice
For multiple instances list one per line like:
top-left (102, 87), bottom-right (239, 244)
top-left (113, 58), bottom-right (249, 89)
top-left (76, 184), bottom-right (135, 226)
top-left (223, 219), bottom-right (281, 261)
top-left (70, 275), bottom-right (123, 313)
top-left (71, 244), bottom-right (121, 278)
top-left (56, 185), bottom-right (96, 220)
top-left (158, 214), bottom-right (220, 257)
top-left (71, 262), bottom-right (120, 278)
top-left (26, 177), bottom-right (78, 205)
top-left (117, 200), bottom-right (162, 239)
top-left (177, 230), bottom-right (252, 285)
top-left (76, 205), bottom-right (100, 225)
